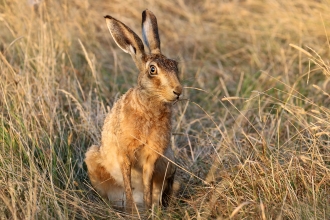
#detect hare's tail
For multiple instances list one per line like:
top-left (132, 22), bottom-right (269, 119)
top-left (85, 145), bottom-right (116, 198)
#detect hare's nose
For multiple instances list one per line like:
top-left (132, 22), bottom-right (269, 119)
top-left (173, 85), bottom-right (182, 97)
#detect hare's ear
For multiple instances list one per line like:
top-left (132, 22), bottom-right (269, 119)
top-left (142, 10), bottom-right (161, 54)
top-left (105, 15), bottom-right (146, 70)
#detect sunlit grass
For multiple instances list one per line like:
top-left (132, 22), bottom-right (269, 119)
top-left (1, 0), bottom-right (330, 219)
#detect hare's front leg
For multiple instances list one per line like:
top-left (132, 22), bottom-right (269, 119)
top-left (143, 153), bottom-right (159, 208)
top-left (120, 156), bottom-right (134, 211)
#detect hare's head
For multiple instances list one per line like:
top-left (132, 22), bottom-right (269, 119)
top-left (105, 10), bottom-right (182, 103)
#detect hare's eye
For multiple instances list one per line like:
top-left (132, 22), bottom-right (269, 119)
top-left (149, 65), bottom-right (157, 75)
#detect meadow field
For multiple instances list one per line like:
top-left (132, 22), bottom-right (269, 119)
top-left (1, 0), bottom-right (330, 219)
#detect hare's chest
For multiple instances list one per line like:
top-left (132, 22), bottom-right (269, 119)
top-left (127, 117), bottom-right (171, 165)
top-left (133, 116), bottom-right (170, 143)
top-left (123, 107), bottom-right (170, 135)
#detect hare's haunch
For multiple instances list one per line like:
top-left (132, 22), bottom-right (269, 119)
top-left (85, 9), bottom-right (182, 211)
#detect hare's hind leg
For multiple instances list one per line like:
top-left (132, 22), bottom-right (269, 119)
top-left (85, 145), bottom-right (112, 198)
top-left (85, 145), bottom-right (122, 203)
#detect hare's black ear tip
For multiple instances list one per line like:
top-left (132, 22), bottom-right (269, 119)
top-left (142, 10), bottom-right (147, 22)
top-left (142, 9), bottom-right (152, 16)
top-left (104, 15), bottom-right (112, 19)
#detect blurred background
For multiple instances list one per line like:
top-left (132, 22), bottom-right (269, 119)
top-left (1, 0), bottom-right (330, 219)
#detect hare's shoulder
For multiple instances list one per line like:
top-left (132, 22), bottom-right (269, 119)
top-left (103, 88), bottom-right (134, 120)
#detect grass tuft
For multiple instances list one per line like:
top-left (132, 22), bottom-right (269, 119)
top-left (1, 0), bottom-right (330, 219)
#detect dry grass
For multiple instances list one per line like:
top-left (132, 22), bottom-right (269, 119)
top-left (1, 0), bottom-right (330, 219)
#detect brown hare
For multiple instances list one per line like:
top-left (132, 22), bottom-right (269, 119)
top-left (85, 9), bottom-right (182, 211)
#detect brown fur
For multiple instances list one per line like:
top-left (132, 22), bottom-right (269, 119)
top-left (85, 9), bottom-right (182, 211)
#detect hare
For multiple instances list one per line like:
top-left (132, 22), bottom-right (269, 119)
top-left (85, 9), bottom-right (182, 211)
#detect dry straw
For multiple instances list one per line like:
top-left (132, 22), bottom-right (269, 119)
top-left (1, 0), bottom-right (330, 219)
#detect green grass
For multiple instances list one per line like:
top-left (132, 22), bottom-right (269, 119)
top-left (1, 0), bottom-right (330, 219)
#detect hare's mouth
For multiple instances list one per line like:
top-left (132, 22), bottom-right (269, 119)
top-left (166, 97), bottom-right (180, 103)
top-left (157, 90), bottom-right (181, 103)
top-left (161, 96), bottom-right (176, 103)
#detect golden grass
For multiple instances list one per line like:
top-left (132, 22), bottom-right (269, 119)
top-left (1, 0), bottom-right (330, 219)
